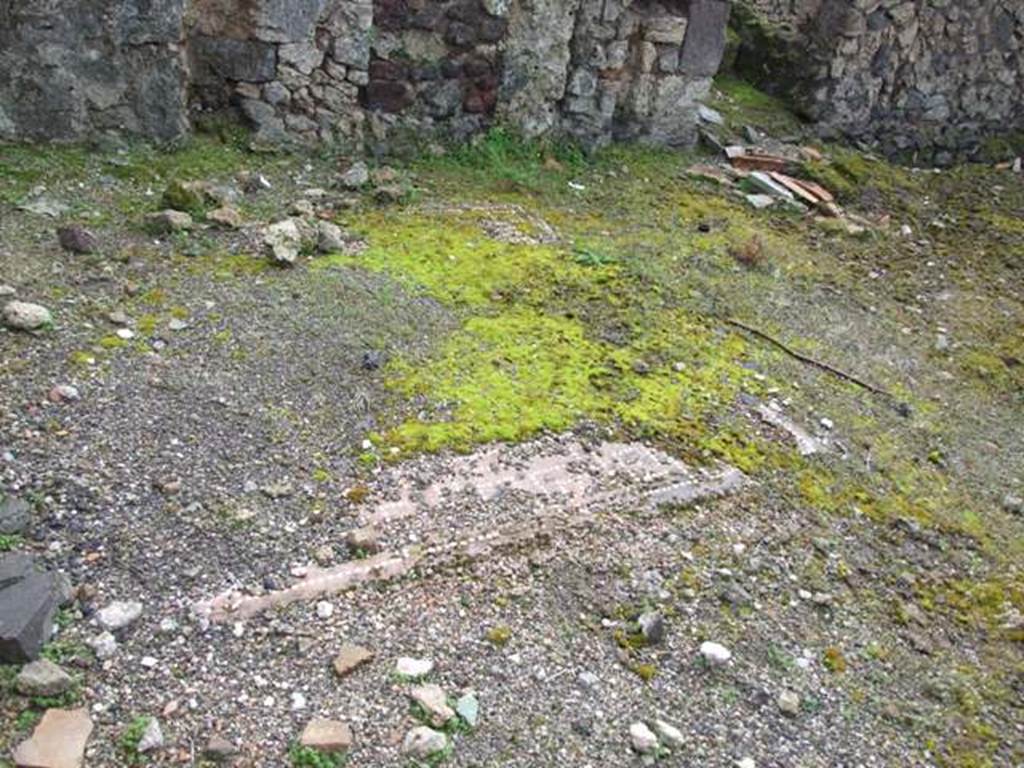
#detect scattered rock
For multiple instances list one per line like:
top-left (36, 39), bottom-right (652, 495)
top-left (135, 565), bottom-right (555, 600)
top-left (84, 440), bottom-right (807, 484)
top-left (629, 721), bottom-right (659, 754)
top-left (48, 385), bottom-right (80, 404)
top-left (374, 184), bottom-right (407, 205)
top-left (263, 219), bottom-right (303, 265)
top-left (315, 601), bottom-right (334, 619)
top-left (13, 708), bottom-right (93, 768)
top-left (107, 311), bottom-right (130, 326)
top-left (0, 285), bottom-right (15, 297)
top-left (238, 171), bottom-right (272, 193)
top-left (299, 718), bottom-right (352, 753)
top-left (699, 641), bottom-right (732, 666)
top-left (332, 644), bottom-right (374, 678)
top-left (96, 600), bottom-right (142, 632)
top-left (261, 481), bottom-right (293, 499)
top-left (16, 659), bottom-right (73, 697)
top-left (87, 632), bottom-right (118, 660)
top-left (745, 193), bottom-right (776, 209)
top-left (409, 684), bottom-right (456, 727)
top-left (145, 210), bottom-right (193, 234)
top-left (207, 206), bottom-right (243, 229)
top-left (361, 349), bottom-right (385, 371)
top-left (455, 692), bottom-right (479, 727)
top-left (339, 161), bottom-right (369, 189)
top-left (3, 301), bottom-right (52, 331)
top-left (203, 735), bottom-right (238, 761)
top-left (577, 671), bottom-right (600, 689)
top-left (344, 526), bottom-right (380, 554)
top-left (401, 726), bottom-right (447, 758)
top-left (291, 199), bottom-right (316, 218)
top-left (654, 719), bottom-right (684, 749)
top-left (638, 611), bottom-right (665, 645)
top-left (1003, 494), bottom-right (1023, 515)
top-left (154, 477), bottom-right (181, 496)
top-left (777, 689), bottom-right (801, 717)
top-left (370, 166), bottom-right (398, 186)
top-left (313, 545), bottom-right (334, 565)
top-left (395, 657), bottom-right (434, 678)
top-left (57, 225), bottom-right (99, 254)
top-left (0, 495), bottom-right (31, 535)
top-left (698, 104), bottom-right (724, 125)
top-left (0, 553), bottom-right (65, 663)
top-left (316, 221), bottom-right (348, 254)
top-left (137, 718), bottom-right (164, 753)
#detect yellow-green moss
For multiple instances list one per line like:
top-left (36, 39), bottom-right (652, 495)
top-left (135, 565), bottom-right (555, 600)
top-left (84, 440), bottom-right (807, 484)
top-left (318, 208), bottom-right (764, 460)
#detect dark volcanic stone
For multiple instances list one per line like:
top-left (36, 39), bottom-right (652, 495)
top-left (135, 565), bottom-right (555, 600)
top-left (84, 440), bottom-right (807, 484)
top-left (365, 81), bottom-right (414, 113)
top-left (57, 225), bottom-right (99, 254)
top-left (0, 553), bottom-right (64, 663)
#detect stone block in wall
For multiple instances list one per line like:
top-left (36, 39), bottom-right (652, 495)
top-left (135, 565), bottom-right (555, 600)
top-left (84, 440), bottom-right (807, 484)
top-left (366, 81), bottom-right (415, 113)
top-left (679, 0), bottom-right (729, 76)
top-left (644, 75), bottom-right (709, 146)
top-left (643, 17), bottom-right (688, 46)
top-left (256, 0), bottom-right (327, 43)
top-left (191, 36), bottom-right (278, 84)
top-left (280, 42), bottom-right (326, 75)
top-left (115, 0), bottom-right (184, 44)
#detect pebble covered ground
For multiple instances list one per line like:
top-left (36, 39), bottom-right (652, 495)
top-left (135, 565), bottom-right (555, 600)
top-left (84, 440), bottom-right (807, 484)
top-left (1, 109), bottom-right (1023, 768)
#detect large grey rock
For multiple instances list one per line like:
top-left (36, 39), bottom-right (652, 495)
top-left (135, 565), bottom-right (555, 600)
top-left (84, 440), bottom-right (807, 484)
top-left (0, 554), bottom-right (64, 663)
top-left (0, 495), bottom-right (31, 535)
top-left (16, 658), bottom-right (74, 697)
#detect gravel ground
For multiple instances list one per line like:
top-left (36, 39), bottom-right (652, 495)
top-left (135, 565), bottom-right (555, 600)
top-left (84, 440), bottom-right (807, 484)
top-left (1, 136), bottom-right (1022, 768)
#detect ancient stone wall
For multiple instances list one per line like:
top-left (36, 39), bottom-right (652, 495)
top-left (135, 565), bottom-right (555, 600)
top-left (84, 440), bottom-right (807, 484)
top-left (734, 0), bottom-right (1024, 162)
top-left (0, 0), bottom-right (189, 142)
top-left (0, 0), bottom-right (729, 150)
top-left (205, 0), bottom-right (730, 150)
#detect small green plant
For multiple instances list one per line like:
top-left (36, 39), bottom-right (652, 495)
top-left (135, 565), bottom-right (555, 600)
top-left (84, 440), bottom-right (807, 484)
top-left (119, 716), bottom-right (153, 766)
top-left (0, 534), bottom-right (22, 552)
top-left (15, 709), bottom-right (42, 732)
top-left (485, 626), bottom-right (512, 647)
top-left (288, 743), bottom-right (348, 768)
top-left (572, 245), bottom-right (618, 267)
top-left (629, 662), bottom-right (658, 682)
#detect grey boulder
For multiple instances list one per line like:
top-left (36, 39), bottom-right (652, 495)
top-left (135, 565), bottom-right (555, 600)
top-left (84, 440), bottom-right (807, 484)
top-left (0, 554), bottom-right (66, 663)
top-left (0, 495), bottom-right (31, 535)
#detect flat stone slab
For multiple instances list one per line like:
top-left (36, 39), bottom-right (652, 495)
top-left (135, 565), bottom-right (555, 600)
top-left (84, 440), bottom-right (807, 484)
top-left (299, 718), bottom-right (352, 753)
top-left (332, 644), bottom-right (374, 678)
top-left (13, 708), bottom-right (93, 768)
top-left (197, 437), bottom-right (744, 622)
